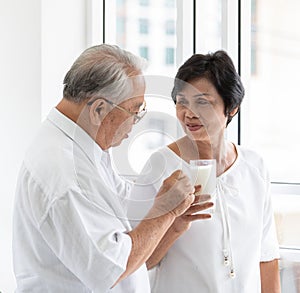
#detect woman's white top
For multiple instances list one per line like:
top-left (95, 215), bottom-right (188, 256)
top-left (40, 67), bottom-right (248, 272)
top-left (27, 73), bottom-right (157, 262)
top-left (128, 145), bottom-right (279, 293)
top-left (13, 108), bottom-right (150, 293)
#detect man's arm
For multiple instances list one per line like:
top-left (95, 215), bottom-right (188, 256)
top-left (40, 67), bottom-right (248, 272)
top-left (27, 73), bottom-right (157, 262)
top-left (260, 259), bottom-right (281, 293)
top-left (146, 196), bottom-right (213, 269)
top-left (113, 170), bottom-right (195, 286)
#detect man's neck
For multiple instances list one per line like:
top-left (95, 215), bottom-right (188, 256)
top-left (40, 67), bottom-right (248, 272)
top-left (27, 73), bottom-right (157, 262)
top-left (56, 98), bottom-right (85, 123)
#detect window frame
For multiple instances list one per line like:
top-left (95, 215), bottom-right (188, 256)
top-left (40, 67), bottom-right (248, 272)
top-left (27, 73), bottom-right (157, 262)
top-left (88, 0), bottom-right (300, 194)
top-left (239, 0), bottom-right (300, 193)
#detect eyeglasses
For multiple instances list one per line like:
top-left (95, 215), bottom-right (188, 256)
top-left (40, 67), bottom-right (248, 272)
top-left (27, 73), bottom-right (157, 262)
top-left (87, 98), bottom-right (147, 124)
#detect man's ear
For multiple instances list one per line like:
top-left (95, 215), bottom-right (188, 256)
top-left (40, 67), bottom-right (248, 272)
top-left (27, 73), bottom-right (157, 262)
top-left (89, 98), bottom-right (109, 125)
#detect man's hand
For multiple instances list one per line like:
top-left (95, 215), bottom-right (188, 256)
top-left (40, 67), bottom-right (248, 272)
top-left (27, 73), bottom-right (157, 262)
top-left (116, 170), bottom-right (194, 286)
top-left (149, 170), bottom-right (195, 219)
top-left (171, 189), bottom-right (213, 234)
top-left (145, 185), bottom-right (213, 270)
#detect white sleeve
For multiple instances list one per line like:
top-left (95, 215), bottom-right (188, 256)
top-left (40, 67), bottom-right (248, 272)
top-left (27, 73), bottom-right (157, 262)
top-left (112, 170), bottom-right (134, 212)
top-left (39, 187), bottom-right (132, 292)
top-left (260, 173), bottom-right (280, 261)
top-left (127, 151), bottom-right (170, 228)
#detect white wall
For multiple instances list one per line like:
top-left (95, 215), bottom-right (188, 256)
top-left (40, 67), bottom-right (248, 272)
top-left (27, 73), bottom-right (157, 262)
top-left (0, 0), bottom-right (88, 291)
top-left (41, 0), bottom-right (87, 119)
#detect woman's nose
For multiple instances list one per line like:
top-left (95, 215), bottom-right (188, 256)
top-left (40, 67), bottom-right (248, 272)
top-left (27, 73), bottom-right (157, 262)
top-left (185, 106), bottom-right (199, 119)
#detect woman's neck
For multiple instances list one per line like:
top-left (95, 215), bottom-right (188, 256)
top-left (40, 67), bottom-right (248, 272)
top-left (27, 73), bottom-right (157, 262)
top-left (168, 135), bottom-right (237, 176)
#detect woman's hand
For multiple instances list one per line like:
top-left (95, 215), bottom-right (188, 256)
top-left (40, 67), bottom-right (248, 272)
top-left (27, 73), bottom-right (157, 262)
top-left (146, 185), bottom-right (213, 270)
top-left (171, 185), bottom-right (213, 235)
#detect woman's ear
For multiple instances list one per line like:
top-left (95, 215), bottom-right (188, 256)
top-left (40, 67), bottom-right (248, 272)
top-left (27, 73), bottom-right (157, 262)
top-left (229, 106), bottom-right (239, 118)
top-left (89, 98), bottom-right (108, 125)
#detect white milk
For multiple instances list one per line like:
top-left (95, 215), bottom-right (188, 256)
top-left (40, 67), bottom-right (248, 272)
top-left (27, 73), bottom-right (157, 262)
top-left (191, 165), bottom-right (213, 194)
top-left (190, 159), bottom-right (217, 214)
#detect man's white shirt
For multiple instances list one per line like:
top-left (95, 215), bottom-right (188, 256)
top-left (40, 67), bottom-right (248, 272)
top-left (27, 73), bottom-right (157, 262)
top-left (13, 108), bottom-right (150, 292)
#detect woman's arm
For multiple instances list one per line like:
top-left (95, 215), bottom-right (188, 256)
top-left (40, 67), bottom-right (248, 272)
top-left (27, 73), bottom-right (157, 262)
top-left (113, 170), bottom-right (195, 286)
top-left (146, 197), bottom-right (213, 269)
top-left (260, 259), bottom-right (281, 293)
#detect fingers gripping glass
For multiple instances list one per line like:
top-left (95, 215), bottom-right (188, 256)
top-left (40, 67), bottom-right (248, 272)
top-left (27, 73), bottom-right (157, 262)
top-left (87, 98), bottom-right (147, 124)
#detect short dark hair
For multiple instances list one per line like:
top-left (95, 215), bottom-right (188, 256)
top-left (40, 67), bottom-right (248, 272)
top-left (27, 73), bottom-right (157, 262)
top-left (171, 50), bottom-right (245, 125)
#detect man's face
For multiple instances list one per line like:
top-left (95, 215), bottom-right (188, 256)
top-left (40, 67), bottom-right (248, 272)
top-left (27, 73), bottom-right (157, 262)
top-left (98, 77), bottom-right (146, 149)
top-left (105, 97), bottom-right (146, 147)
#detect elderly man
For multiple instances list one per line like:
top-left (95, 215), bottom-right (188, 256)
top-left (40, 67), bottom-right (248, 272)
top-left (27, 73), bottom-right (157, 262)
top-left (12, 44), bottom-right (199, 292)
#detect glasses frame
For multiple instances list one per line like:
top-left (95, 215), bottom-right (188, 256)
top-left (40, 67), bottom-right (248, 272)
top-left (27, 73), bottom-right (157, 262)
top-left (87, 97), bottom-right (147, 124)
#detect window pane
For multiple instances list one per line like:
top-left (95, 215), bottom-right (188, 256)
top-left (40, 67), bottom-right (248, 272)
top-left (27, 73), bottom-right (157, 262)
top-left (165, 20), bottom-right (175, 35)
top-left (139, 0), bottom-right (149, 6)
top-left (139, 46), bottom-right (149, 59)
top-left (195, 0), bottom-right (223, 53)
top-left (165, 0), bottom-right (175, 8)
top-left (165, 47), bottom-right (174, 65)
top-left (106, 0), bottom-right (178, 175)
top-left (110, 0), bottom-right (177, 76)
top-left (247, 0), bottom-right (300, 184)
top-left (139, 18), bottom-right (149, 34)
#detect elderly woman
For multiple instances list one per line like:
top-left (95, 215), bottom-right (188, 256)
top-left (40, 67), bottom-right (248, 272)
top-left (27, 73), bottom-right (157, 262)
top-left (129, 51), bottom-right (280, 293)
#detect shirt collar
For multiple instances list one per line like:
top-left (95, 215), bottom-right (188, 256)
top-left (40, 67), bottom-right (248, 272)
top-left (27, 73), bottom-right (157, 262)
top-left (47, 107), bottom-right (110, 168)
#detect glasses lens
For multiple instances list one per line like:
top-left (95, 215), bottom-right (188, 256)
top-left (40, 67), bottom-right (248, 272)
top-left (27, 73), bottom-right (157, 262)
top-left (135, 109), bottom-right (146, 124)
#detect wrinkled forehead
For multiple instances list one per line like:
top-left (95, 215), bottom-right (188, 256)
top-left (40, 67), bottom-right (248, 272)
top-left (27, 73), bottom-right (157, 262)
top-left (108, 74), bottom-right (145, 105)
top-left (123, 74), bottom-right (145, 99)
top-left (131, 74), bottom-right (146, 93)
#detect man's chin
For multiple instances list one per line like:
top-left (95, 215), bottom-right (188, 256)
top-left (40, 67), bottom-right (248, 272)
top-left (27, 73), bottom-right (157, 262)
top-left (111, 140), bottom-right (122, 148)
top-left (111, 135), bottom-right (128, 148)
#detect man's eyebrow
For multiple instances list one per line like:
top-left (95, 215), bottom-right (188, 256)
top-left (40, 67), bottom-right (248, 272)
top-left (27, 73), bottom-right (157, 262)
top-left (135, 102), bottom-right (144, 107)
top-left (132, 101), bottom-right (144, 109)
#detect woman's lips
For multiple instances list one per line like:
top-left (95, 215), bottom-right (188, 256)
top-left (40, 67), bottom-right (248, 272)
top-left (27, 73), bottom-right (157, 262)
top-left (186, 123), bottom-right (202, 131)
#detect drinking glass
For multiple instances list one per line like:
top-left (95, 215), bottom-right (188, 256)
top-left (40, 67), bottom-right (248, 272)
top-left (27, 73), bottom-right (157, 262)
top-left (190, 159), bottom-right (216, 213)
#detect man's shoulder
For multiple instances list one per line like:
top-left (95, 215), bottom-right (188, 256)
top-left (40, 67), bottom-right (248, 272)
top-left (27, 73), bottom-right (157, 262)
top-left (23, 119), bottom-right (78, 195)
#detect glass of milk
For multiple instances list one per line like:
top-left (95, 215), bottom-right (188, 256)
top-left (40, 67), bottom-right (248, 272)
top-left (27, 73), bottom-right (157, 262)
top-left (190, 159), bottom-right (216, 213)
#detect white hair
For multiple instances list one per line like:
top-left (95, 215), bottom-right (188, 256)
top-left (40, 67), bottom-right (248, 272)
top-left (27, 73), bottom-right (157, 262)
top-left (63, 44), bottom-right (147, 103)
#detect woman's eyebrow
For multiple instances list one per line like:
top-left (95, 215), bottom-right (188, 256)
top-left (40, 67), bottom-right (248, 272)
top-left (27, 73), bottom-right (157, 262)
top-left (193, 93), bottom-right (209, 97)
top-left (193, 93), bottom-right (215, 101)
top-left (177, 92), bottom-right (211, 99)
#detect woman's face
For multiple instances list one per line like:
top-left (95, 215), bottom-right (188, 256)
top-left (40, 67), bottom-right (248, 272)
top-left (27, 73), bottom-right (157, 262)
top-left (175, 78), bottom-right (229, 143)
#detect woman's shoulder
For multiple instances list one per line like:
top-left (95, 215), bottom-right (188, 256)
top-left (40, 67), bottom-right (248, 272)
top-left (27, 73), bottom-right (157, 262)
top-left (133, 145), bottom-right (184, 192)
top-left (150, 142), bottom-right (183, 163)
top-left (235, 144), bottom-right (269, 178)
top-left (138, 145), bottom-right (178, 176)
top-left (140, 142), bottom-right (186, 174)
top-left (236, 145), bottom-right (265, 163)
top-left (167, 142), bottom-right (180, 157)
